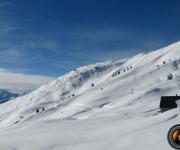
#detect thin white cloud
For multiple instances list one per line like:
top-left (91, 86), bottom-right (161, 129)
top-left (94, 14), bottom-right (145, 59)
top-left (0, 22), bottom-right (15, 37)
top-left (21, 40), bottom-right (62, 52)
top-left (0, 1), bottom-right (16, 37)
top-left (0, 48), bottom-right (28, 65)
top-left (0, 40), bottom-right (62, 65)
top-left (0, 68), bottom-right (54, 93)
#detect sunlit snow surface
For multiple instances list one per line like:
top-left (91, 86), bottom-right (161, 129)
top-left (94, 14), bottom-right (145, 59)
top-left (1, 42), bottom-right (180, 149)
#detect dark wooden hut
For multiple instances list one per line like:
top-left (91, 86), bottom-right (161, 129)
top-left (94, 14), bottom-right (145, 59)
top-left (160, 96), bottom-right (180, 112)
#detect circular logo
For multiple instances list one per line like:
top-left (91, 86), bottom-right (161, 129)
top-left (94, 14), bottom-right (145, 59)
top-left (168, 124), bottom-right (180, 149)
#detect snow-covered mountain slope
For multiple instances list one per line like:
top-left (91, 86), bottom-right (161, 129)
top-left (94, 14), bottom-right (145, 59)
top-left (0, 42), bottom-right (180, 150)
top-left (0, 89), bottom-right (19, 103)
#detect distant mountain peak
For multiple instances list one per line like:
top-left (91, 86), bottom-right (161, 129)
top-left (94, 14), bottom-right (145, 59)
top-left (0, 89), bottom-right (19, 103)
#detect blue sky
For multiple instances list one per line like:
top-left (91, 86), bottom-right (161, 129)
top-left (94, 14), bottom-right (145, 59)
top-left (0, 0), bottom-right (180, 77)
